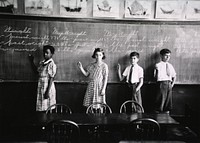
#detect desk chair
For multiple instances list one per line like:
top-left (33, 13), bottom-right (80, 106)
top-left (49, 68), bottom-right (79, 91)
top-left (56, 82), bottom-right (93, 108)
top-left (86, 102), bottom-right (112, 142)
top-left (46, 119), bottom-right (80, 143)
top-left (127, 118), bottom-right (160, 140)
top-left (46, 104), bottom-right (72, 114)
top-left (86, 102), bottom-right (112, 114)
top-left (120, 100), bottom-right (144, 113)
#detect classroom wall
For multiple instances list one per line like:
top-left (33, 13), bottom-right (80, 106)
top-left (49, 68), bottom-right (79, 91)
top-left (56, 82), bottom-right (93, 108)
top-left (1, 82), bottom-right (200, 116)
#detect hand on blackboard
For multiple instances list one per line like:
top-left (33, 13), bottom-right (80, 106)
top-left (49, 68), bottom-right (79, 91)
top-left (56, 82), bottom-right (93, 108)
top-left (28, 54), bottom-right (34, 62)
top-left (117, 63), bottom-right (121, 71)
top-left (77, 61), bottom-right (82, 69)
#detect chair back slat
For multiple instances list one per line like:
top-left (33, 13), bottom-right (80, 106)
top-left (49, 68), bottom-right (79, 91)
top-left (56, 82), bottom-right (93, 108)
top-left (86, 102), bottom-right (112, 115)
top-left (128, 118), bottom-right (160, 140)
top-left (47, 120), bottom-right (80, 143)
top-left (46, 104), bottom-right (72, 114)
top-left (120, 100), bottom-right (144, 113)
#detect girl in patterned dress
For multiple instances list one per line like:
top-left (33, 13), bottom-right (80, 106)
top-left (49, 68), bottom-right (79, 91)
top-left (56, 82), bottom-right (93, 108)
top-left (29, 45), bottom-right (57, 111)
top-left (77, 48), bottom-right (109, 109)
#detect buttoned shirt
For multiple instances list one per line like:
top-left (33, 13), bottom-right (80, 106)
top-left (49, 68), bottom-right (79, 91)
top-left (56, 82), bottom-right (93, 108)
top-left (123, 64), bottom-right (144, 84)
top-left (155, 61), bottom-right (176, 81)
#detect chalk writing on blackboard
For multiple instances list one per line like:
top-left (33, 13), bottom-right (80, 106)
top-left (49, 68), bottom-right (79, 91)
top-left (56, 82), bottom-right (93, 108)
top-left (1, 19), bottom-right (200, 84)
top-left (0, 24), bottom-right (173, 54)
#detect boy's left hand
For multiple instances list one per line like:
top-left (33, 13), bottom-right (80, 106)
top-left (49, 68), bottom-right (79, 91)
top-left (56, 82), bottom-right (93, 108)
top-left (136, 87), bottom-right (140, 92)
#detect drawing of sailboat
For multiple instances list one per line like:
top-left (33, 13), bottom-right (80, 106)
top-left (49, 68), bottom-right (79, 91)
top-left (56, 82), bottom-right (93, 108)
top-left (194, 8), bottom-right (200, 14)
top-left (30, 1), bottom-right (36, 9)
top-left (127, 0), bottom-right (147, 15)
top-left (160, 7), bottom-right (174, 14)
top-left (37, 0), bottom-right (44, 9)
top-left (64, 0), bottom-right (82, 12)
top-left (97, 0), bottom-right (111, 12)
top-left (0, 0), bottom-right (13, 13)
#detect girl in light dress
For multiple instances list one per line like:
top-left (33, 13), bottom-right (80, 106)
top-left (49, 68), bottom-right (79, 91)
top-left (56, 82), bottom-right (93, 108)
top-left (77, 48), bottom-right (109, 111)
top-left (29, 45), bottom-right (57, 111)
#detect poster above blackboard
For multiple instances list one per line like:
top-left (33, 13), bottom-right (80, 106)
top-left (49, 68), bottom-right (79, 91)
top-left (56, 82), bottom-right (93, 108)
top-left (1, 18), bottom-right (200, 84)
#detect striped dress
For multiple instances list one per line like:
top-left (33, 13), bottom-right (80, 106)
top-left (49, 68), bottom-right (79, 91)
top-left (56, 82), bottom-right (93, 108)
top-left (36, 58), bottom-right (57, 111)
top-left (83, 62), bottom-right (109, 107)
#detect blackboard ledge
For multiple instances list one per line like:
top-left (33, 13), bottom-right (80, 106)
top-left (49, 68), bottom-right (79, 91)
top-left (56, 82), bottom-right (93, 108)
top-left (1, 13), bottom-right (200, 25)
top-left (1, 80), bottom-right (200, 85)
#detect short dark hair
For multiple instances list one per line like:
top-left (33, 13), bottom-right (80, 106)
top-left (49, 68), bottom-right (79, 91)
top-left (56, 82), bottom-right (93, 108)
top-left (43, 45), bottom-right (55, 54)
top-left (160, 48), bottom-right (171, 56)
top-left (92, 48), bottom-right (106, 59)
top-left (130, 52), bottom-right (139, 58)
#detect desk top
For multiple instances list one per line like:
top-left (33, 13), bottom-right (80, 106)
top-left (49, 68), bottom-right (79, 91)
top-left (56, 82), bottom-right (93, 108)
top-left (9, 112), bottom-right (179, 127)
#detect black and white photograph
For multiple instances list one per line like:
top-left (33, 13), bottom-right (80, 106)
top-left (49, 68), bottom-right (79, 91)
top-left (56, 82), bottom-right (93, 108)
top-left (0, 0), bottom-right (200, 143)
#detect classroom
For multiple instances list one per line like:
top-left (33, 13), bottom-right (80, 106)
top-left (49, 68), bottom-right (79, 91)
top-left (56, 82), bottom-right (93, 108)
top-left (0, 0), bottom-right (200, 142)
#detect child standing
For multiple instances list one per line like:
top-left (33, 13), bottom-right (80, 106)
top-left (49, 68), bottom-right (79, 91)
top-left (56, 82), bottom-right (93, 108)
top-left (117, 52), bottom-right (144, 108)
top-left (77, 48), bottom-right (109, 109)
top-left (154, 48), bottom-right (176, 114)
top-left (29, 45), bottom-right (57, 111)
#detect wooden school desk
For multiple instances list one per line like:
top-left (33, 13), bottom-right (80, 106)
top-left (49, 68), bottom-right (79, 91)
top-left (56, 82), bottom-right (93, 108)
top-left (4, 112), bottom-right (179, 133)
top-left (6, 112), bottom-right (178, 138)
top-left (2, 112), bottom-right (198, 142)
top-left (24, 112), bottom-right (179, 127)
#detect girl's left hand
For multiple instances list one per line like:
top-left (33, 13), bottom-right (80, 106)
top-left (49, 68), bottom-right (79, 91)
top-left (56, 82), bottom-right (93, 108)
top-left (136, 87), bottom-right (139, 92)
top-left (100, 90), bottom-right (105, 96)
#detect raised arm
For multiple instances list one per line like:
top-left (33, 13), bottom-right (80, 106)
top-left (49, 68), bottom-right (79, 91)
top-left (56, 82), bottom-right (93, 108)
top-left (77, 61), bottom-right (89, 77)
top-left (28, 54), bottom-right (38, 74)
top-left (117, 63), bottom-right (125, 81)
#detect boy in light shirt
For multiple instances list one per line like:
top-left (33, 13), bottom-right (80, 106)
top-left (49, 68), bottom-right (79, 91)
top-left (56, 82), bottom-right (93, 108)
top-left (117, 52), bottom-right (144, 108)
top-left (154, 48), bottom-right (176, 114)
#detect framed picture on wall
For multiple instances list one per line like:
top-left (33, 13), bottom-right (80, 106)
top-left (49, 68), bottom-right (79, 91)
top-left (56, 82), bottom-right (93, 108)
top-left (25, 0), bottom-right (53, 15)
top-left (125, 0), bottom-right (152, 19)
top-left (155, 0), bottom-right (186, 19)
top-left (0, 0), bottom-right (17, 13)
top-left (60, 0), bottom-right (87, 17)
top-left (93, 0), bottom-right (120, 18)
top-left (186, 1), bottom-right (200, 19)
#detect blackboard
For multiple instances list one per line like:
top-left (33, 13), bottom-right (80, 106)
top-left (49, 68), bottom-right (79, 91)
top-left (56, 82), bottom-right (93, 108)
top-left (1, 17), bottom-right (200, 84)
